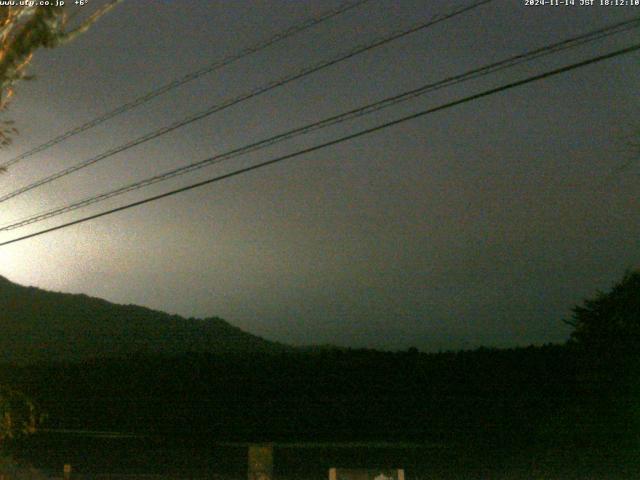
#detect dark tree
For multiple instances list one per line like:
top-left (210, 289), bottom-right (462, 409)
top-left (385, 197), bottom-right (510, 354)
top-left (565, 269), bottom-right (640, 353)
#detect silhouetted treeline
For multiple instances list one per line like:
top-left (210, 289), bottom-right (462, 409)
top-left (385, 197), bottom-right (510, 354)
top-left (2, 343), bottom-right (637, 451)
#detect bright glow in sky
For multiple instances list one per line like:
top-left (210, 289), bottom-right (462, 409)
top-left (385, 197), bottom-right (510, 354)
top-left (0, 0), bottom-right (638, 351)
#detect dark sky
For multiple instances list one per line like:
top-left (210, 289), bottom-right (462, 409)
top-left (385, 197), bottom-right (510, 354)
top-left (0, 0), bottom-right (637, 351)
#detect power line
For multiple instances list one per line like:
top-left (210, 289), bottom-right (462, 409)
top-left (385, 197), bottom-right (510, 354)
top-left (2, 16), bottom-right (637, 232)
top-left (0, 0), bottom-right (375, 171)
top-left (0, 0), bottom-right (494, 204)
top-left (1, 42), bottom-right (637, 247)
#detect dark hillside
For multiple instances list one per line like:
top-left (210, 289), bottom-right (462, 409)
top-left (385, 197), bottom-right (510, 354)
top-left (0, 275), bottom-right (285, 363)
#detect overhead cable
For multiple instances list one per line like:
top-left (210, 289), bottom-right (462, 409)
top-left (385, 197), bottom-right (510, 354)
top-left (0, 0), bottom-right (494, 203)
top-left (1, 42), bottom-right (637, 247)
top-left (0, 0), bottom-right (375, 170)
top-left (1, 16), bottom-right (637, 232)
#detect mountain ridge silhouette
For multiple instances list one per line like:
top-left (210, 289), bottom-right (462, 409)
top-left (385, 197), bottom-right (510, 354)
top-left (0, 274), bottom-right (286, 364)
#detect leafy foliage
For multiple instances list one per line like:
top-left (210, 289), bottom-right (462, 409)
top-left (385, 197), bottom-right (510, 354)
top-left (0, 2), bottom-right (122, 150)
top-left (566, 269), bottom-right (640, 352)
top-left (0, 386), bottom-right (40, 446)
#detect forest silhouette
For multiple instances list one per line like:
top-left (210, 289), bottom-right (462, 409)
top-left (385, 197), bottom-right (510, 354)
top-left (1, 270), bottom-right (638, 478)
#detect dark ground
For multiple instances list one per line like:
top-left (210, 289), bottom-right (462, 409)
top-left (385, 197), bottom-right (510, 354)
top-left (3, 344), bottom-right (639, 479)
top-left (8, 428), bottom-right (640, 480)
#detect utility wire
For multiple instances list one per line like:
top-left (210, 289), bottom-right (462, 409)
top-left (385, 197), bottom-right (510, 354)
top-left (1, 16), bottom-right (637, 232)
top-left (1, 43), bottom-right (637, 247)
top-left (0, 0), bottom-right (494, 204)
top-left (0, 0), bottom-right (375, 171)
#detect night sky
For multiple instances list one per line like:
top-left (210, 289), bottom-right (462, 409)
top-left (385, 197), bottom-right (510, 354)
top-left (0, 0), bottom-right (637, 351)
